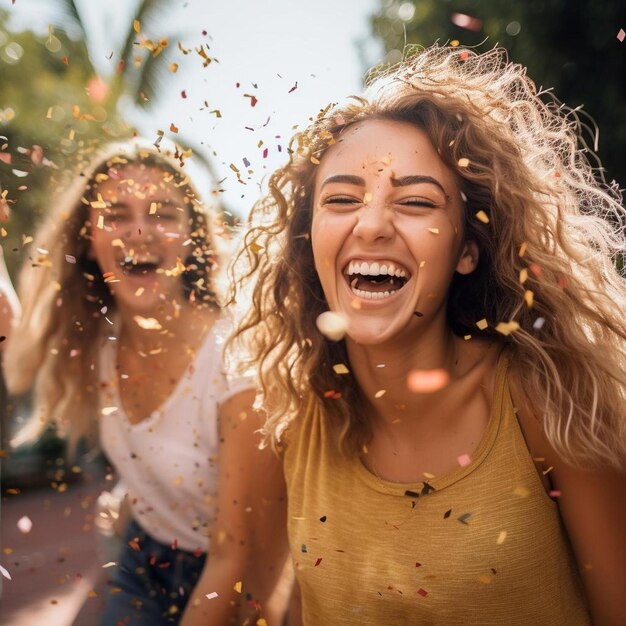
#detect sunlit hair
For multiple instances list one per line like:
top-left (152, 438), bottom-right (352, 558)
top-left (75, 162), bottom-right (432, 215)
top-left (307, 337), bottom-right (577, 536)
top-left (5, 140), bottom-right (220, 451)
top-left (229, 44), bottom-right (626, 469)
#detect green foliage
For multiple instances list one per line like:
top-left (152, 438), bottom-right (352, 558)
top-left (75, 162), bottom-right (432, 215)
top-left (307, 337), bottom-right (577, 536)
top-left (372, 0), bottom-right (626, 191)
top-left (0, 19), bottom-right (131, 277)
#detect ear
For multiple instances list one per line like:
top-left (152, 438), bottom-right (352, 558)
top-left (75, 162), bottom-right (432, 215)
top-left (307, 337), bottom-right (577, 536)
top-left (456, 239), bottom-right (479, 275)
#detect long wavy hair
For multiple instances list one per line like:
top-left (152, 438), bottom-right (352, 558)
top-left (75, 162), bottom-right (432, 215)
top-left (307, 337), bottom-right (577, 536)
top-left (5, 140), bottom-right (219, 450)
top-left (229, 45), bottom-right (626, 469)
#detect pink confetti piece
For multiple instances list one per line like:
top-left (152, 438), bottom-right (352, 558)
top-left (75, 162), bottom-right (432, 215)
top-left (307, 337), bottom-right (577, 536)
top-left (617, 28), bottom-right (625, 42)
top-left (407, 369), bottom-right (449, 393)
top-left (457, 454), bottom-right (471, 467)
top-left (549, 490), bottom-right (562, 498)
top-left (206, 592), bottom-right (219, 599)
top-left (17, 515), bottom-right (32, 534)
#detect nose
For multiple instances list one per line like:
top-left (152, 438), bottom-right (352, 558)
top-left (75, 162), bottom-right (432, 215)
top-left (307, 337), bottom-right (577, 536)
top-left (119, 215), bottom-right (157, 244)
top-left (352, 200), bottom-right (394, 243)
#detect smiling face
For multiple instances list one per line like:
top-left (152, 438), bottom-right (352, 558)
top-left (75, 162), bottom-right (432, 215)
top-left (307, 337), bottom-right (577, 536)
top-left (310, 118), bottom-right (478, 346)
top-left (88, 163), bottom-right (193, 314)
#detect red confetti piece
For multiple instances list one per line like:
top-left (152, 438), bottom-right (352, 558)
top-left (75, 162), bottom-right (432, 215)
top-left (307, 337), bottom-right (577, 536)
top-left (181, 90), bottom-right (187, 99)
top-left (288, 81), bottom-right (298, 93)
top-left (314, 558), bottom-right (322, 567)
top-left (117, 59), bottom-right (125, 75)
top-left (262, 148), bottom-right (268, 158)
top-left (529, 263), bottom-right (541, 277)
top-left (416, 588), bottom-right (428, 597)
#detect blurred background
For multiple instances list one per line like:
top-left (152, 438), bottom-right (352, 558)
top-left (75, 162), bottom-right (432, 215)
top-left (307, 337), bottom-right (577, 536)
top-left (1, 0), bottom-right (624, 623)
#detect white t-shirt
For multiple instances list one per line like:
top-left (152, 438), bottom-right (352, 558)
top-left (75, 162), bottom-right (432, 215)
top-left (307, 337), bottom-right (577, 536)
top-left (99, 317), bottom-right (253, 552)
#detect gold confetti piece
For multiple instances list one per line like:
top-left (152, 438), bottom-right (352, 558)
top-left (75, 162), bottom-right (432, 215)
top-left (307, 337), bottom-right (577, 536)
top-left (524, 290), bottom-right (534, 307)
top-left (463, 334), bottom-right (472, 340)
top-left (316, 311), bottom-right (348, 341)
top-left (257, 620), bottom-right (268, 626)
top-left (457, 157), bottom-right (470, 168)
top-left (497, 530), bottom-right (507, 545)
top-left (97, 214), bottom-right (104, 229)
top-left (374, 389), bottom-right (386, 398)
top-left (248, 242), bottom-right (264, 253)
top-left (519, 268), bottom-right (528, 284)
top-left (333, 363), bottom-right (350, 375)
top-left (22, 235), bottom-right (33, 245)
top-left (495, 320), bottom-right (519, 336)
top-left (149, 202), bottom-right (157, 214)
top-left (476, 318), bottom-right (488, 330)
top-left (513, 486), bottom-right (529, 497)
top-left (427, 227), bottom-right (439, 234)
top-left (133, 19), bottom-right (141, 33)
top-left (91, 193), bottom-right (107, 209)
top-left (475, 210), bottom-right (489, 224)
top-left (133, 316), bottom-right (162, 330)
top-left (168, 63), bottom-right (179, 73)
top-left (310, 156), bottom-right (320, 165)
top-left (363, 192), bottom-right (372, 204)
top-left (519, 242), bottom-right (527, 257)
top-left (233, 581), bottom-right (242, 593)
top-left (478, 575), bottom-right (492, 584)
top-left (46, 107), bottom-right (53, 119)
top-left (169, 123), bottom-right (179, 133)
top-left (101, 407), bottom-right (118, 416)
top-left (112, 238), bottom-right (124, 247)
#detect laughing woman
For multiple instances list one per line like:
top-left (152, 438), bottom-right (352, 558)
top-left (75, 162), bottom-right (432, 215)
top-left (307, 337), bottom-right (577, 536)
top-left (188, 46), bottom-right (626, 625)
top-left (3, 141), bottom-right (260, 625)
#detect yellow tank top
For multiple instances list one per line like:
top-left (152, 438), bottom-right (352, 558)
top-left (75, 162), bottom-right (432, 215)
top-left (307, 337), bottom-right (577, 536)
top-left (283, 356), bottom-right (590, 625)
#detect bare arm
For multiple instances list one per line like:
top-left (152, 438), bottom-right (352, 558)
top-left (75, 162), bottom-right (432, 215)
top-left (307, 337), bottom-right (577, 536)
top-left (510, 370), bottom-right (626, 625)
top-left (0, 245), bottom-right (20, 351)
top-left (180, 389), bottom-right (289, 626)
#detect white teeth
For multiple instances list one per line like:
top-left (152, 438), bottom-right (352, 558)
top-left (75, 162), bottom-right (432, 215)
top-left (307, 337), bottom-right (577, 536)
top-left (346, 260), bottom-right (409, 278)
top-left (352, 287), bottom-right (394, 299)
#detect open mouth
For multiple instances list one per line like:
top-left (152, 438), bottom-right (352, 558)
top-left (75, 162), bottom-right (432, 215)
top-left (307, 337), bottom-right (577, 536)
top-left (119, 255), bottom-right (161, 277)
top-left (344, 259), bottom-right (410, 300)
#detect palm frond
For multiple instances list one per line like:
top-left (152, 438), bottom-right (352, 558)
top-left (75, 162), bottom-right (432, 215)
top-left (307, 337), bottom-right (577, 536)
top-left (52, 0), bottom-right (87, 40)
top-left (119, 0), bottom-right (172, 67)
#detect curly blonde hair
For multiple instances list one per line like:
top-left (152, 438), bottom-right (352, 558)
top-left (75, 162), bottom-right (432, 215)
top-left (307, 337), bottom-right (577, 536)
top-left (5, 140), bottom-right (219, 450)
top-left (229, 45), bottom-right (626, 469)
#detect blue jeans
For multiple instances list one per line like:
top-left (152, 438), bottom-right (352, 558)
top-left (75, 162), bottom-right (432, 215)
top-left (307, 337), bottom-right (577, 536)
top-left (100, 519), bottom-right (207, 625)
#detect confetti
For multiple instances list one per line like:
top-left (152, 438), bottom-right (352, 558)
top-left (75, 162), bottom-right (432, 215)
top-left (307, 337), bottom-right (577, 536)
top-left (475, 210), bottom-right (489, 224)
top-left (149, 202), bottom-right (158, 214)
top-left (496, 530), bottom-right (507, 545)
top-left (407, 369), bottom-right (449, 394)
top-left (427, 227), bottom-right (439, 234)
top-left (495, 320), bottom-right (519, 336)
top-left (513, 486), bottom-right (530, 497)
top-left (457, 454), bottom-right (471, 467)
top-left (17, 516), bottom-right (32, 534)
top-left (524, 290), bottom-right (534, 307)
top-left (314, 558), bottom-right (322, 567)
top-left (0, 564), bottom-right (11, 580)
top-left (133, 316), bottom-right (162, 330)
top-left (333, 363), bottom-right (350, 375)
top-left (168, 63), bottom-right (179, 73)
top-left (618, 28), bottom-right (625, 42)
top-left (206, 592), bottom-right (218, 599)
top-left (532, 317), bottom-right (545, 330)
top-left (519, 242), bottom-right (527, 257)
top-left (374, 389), bottom-right (386, 398)
top-left (233, 581), bottom-right (242, 593)
top-left (457, 157), bottom-right (470, 168)
top-left (476, 318), bottom-right (488, 330)
top-left (101, 407), bottom-right (118, 416)
top-left (457, 512), bottom-right (472, 525)
top-left (416, 588), bottom-right (428, 597)
top-left (316, 311), bottom-right (348, 341)
top-left (549, 490), bottom-right (561, 498)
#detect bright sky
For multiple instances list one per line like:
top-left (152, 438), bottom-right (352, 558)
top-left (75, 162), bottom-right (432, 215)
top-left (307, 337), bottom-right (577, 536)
top-left (8, 0), bottom-right (383, 216)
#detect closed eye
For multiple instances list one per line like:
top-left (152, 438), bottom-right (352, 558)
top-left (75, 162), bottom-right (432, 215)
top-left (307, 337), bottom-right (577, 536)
top-left (322, 195), bottom-right (361, 208)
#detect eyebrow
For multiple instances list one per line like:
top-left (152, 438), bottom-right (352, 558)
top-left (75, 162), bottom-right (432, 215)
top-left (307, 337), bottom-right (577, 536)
top-left (391, 175), bottom-right (447, 196)
top-left (320, 173), bottom-right (447, 196)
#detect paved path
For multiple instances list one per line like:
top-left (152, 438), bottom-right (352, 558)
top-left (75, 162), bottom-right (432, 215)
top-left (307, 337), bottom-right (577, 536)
top-left (1, 466), bottom-right (114, 625)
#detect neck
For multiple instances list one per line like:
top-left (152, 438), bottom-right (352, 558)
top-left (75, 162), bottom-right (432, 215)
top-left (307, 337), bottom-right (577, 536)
top-left (346, 315), bottom-right (458, 425)
top-left (117, 301), bottom-right (217, 353)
